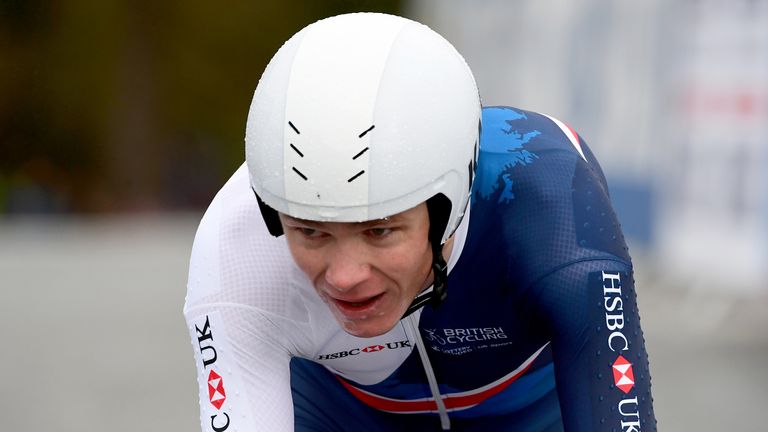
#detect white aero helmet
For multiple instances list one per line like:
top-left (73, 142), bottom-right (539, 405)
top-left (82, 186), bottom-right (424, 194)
top-left (246, 12), bottom-right (480, 245)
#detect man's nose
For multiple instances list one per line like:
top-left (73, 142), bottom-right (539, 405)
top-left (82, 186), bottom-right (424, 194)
top-left (324, 244), bottom-right (371, 292)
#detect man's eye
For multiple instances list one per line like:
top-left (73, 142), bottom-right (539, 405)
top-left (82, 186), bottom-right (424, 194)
top-left (298, 227), bottom-right (323, 238)
top-left (368, 228), bottom-right (392, 238)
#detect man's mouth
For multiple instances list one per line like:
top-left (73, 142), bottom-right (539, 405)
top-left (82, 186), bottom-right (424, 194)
top-left (332, 293), bottom-right (385, 313)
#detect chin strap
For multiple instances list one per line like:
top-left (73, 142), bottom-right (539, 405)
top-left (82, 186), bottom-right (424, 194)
top-left (402, 242), bottom-right (448, 319)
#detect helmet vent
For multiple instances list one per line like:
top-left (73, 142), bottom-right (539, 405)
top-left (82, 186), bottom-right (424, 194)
top-left (289, 143), bottom-right (304, 157)
top-left (348, 124), bottom-right (374, 181)
top-left (347, 170), bottom-right (365, 182)
top-left (358, 124), bottom-right (375, 138)
top-left (288, 121), bottom-right (306, 180)
top-left (292, 166), bottom-right (308, 181)
top-left (352, 147), bottom-right (369, 160)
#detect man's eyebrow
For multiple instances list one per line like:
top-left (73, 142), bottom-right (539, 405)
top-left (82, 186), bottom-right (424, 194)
top-left (357, 217), bottom-right (396, 227)
top-left (281, 215), bottom-right (320, 226)
top-left (282, 215), bottom-right (401, 227)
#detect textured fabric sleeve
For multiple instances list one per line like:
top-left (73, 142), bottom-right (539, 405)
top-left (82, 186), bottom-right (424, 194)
top-left (508, 111), bottom-right (656, 430)
top-left (184, 306), bottom-right (295, 432)
top-left (183, 165), bottom-right (311, 432)
top-left (532, 259), bottom-right (656, 432)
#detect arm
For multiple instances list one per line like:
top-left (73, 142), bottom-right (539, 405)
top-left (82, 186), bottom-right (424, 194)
top-left (521, 114), bottom-right (656, 430)
top-left (533, 260), bottom-right (656, 431)
top-left (183, 165), bottom-right (304, 431)
top-left (184, 307), bottom-right (294, 432)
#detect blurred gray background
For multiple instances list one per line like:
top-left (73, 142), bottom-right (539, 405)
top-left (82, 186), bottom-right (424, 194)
top-left (2, 0), bottom-right (767, 430)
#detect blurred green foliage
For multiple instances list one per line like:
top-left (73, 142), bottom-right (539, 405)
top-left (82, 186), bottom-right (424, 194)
top-left (0, 0), bottom-right (401, 213)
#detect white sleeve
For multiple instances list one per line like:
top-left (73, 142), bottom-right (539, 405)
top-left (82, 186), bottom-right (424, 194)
top-left (183, 165), bottom-right (313, 432)
top-left (184, 308), bottom-right (294, 432)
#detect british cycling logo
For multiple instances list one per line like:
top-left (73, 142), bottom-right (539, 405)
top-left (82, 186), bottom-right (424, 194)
top-left (425, 327), bottom-right (512, 355)
top-left (196, 315), bottom-right (231, 432)
top-left (602, 272), bottom-right (642, 431)
top-left (317, 340), bottom-right (411, 360)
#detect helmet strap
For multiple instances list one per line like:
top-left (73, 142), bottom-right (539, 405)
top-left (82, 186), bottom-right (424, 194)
top-left (253, 188), bottom-right (285, 237)
top-left (430, 242), bottom-right (448, 307)
top-left (401, 243), bottom-right (448, 319)
top-left (401, 194), bottom-right (451, 319)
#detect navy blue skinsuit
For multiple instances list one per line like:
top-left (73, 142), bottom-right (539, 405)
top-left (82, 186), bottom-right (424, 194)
top-left (290, 106), bottom-right (656, 431)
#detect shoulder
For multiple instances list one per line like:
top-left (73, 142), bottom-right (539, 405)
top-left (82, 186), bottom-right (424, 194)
top-left (185, 164), bottom-right (299, 313)
top-left (474, 106), bottom-right (599, 212)
top-left (478, 106), bottom-right (588, 168)
top-left (467, 106), bottom-right (629, 288)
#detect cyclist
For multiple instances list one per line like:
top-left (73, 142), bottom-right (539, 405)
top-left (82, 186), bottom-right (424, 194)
top-left (184, 12), bottom-right (656, 431)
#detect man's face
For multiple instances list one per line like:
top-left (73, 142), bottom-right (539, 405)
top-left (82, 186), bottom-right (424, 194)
top-left (280, 203), bottom-right (433, 338)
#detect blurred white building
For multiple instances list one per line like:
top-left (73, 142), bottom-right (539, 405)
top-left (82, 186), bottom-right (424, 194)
top-left (408, 0), bottom-right (768, 293)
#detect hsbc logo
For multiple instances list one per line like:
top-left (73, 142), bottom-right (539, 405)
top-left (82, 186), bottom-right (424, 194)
top-left (612, 355), bottom-right (635, 393)
top-left (317, 340), bottom-right (410, 360)
top-left (207, 370), bottom-right (227, 410)
top-left (602, 271), bottom-right (629, 353)
top-left (602, 272), bottom-right (642, 432)
top-left (196, 316), bottom-right (231, 432)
